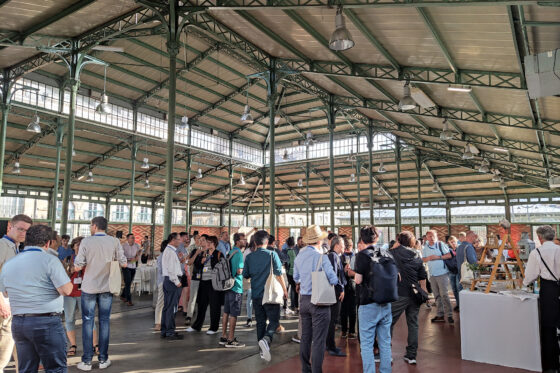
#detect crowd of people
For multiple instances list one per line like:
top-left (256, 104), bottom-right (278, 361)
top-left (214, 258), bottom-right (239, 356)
top-left (0, 213), bottom-right (557, 373)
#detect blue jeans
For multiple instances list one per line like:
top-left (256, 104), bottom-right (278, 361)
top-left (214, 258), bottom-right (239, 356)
top-left (81, 292), bottom-right (113, 363)
top-left (12, 315), bottom-right (67, 373)
top-left (246, 288), bottom-right (253, 319)
top-left (252, 297), bottom-right (280, 344)
top-left (448, 272), bottom-right (462, 307)
top-left (358, 302), bottom-right (392, 373)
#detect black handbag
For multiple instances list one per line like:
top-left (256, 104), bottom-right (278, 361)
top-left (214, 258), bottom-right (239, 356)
top-left (411, 282), bottom-right (429, 305)
top-left (438, 242), bottom-right (458, 274)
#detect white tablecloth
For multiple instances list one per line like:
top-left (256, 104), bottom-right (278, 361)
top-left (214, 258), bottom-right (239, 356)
top-left (132, 265), bottom-right (157, 294)
top-left (460, 290), bottom-right (542, 372)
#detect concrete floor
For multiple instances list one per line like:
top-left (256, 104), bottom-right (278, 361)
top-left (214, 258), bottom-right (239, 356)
top-left (5, 293), bottom-right (535, 373)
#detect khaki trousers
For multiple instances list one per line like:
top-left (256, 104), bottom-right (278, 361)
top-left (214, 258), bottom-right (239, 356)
top-left (0, 315), bottom-right (17, 373)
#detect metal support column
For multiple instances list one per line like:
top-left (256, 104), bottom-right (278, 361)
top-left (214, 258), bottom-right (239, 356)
top-left (327, 94), bottom-right (336, 232)
top-left (105, 198), bottom-right (110, 220)
top-left (150, 200), bottom-right (156, 255)
top-left (311, 207), bottom-right (315, 225)
top-left (267, 59), bottom-right (278, 235)
top-left (0, 74), bottom-right (10, 197)
top-left (219, 207), bottom-right (224, 227)
top-left (395, 137), bottom-right (402, 233)
top-left (416, 152), bottom-right (423, 235)
top-left (445, 199), bottom-right (452, 234)
top-left (306, 163), bottom-right (310, 226)
top-left (228, 163), bottom-right (233, 236)
top-left (261, 165), bottom-right (266, 229)
top-left (504, 189), bottom-right (512, 222)
top-left (367, 122), bottom-right (375, 225)
top-left (350, 203), bottom-right (355, 244)
top-left (128, 141), bottom-right (138, 233)
top-left (185, 148), bottom-right (192, 232)
top-left (50, 121), bottom-right (65, 227)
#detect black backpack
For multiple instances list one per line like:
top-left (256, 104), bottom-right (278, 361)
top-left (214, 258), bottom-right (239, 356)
top-left (361, 247), bottom-right (399, 305)
top-left (438, 242), bottom-right (458, 274)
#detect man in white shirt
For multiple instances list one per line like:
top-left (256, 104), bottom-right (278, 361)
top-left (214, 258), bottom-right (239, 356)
top-left (523, 225), bottom-right (560, 372)
top-left (161, 232), bottom-right (183, 340)
top-left (120, 233), bottom-right (142, 306)
top-left (74, 217), bottom-right (127, 371)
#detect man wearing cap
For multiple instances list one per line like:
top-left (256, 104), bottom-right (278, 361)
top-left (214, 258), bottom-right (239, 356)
top-left (294, 225), bottom-right (339, 373)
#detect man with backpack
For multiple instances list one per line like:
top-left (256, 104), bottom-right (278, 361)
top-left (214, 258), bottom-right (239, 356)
top-left (220, 232), bottom-right (246, 348)
top-left (354, 226), bottom-right (398, 373)
top-left (422, 230), bottom-right (454, 324)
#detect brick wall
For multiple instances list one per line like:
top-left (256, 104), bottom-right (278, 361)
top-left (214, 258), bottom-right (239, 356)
top-left (450, 225), bottom-right (469, 237)
top-left (487, 224), bottom-right (530, 244)
top-left (401, 225), bottom-right (415, 234)
top-left (430, 225), bottom-right (448, 238)
top-left (338, 226), bottom-right (353, 237)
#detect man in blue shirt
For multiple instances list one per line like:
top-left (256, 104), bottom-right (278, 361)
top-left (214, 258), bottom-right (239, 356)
top-left (243, 230), bottom-right (287, 362)
top-left (294, 225), bottom-right (338, 373)
top-left (57, 234), bottom-right (72, 261)
top-left (455, 231), bottom-right (479, 305)
top-left (0, 224), bottom-right (72, 373)
top-left (217, 231), bottom-right (231, 256)
top-left (221, 232), bottom-right (246, 348)
top-left (422, 230), bottom-right (454, 324)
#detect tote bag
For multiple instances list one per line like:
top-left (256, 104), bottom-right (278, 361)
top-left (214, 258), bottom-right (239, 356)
top-left (108, 241), bottom-right (122, 296)
top-left (262, 254), bottom-right (284, 305)
top-left (460, 250), bottom-right (474, 287)
top-left (311, 254), bottom-right (336, 306)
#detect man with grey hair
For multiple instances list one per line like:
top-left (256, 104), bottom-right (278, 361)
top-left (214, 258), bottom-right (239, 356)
top-left (455, 231), bottom-right (479, 303)
top-left (523, 225), bottom-right (559, 373)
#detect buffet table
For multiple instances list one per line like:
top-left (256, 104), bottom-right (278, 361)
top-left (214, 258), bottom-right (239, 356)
top-left (132, 264), bottom-right (157, 294)
top-left (460, 290), bottom-right (541, 372)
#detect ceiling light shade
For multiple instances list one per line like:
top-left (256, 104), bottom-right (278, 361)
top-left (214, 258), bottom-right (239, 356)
top-left (447, 84), bottom-right (472, 93)
top-left (12, 161), bottom-right (20, 174)
top-left (144, 178), bottom-right (150, 189)
top-left (349, 173), bottom-right (356, 183)
top-left (440, 119), bottom-right (455, 141)
top-left (399, 84), bottom-right (417, 111)
top-left (240, 105), bottom-right (254, 124)
top-left (178, 115), bottom-right (189, 129)
top-left (304, 131), bottom-right (315, 146)
top-left (95, 94), bottom-right (111, 115)
top-left (432, 183), bottom-right (439, 193)
top-left (72, 148), bottom-right (76, 157)
top-left (377, 188), bottom-right (383, 196)
top-left (329, 8), bottom-right (354, 51)
top-left (462, 144), bottom-right (474, 160)
top-left (492, 172), bottom-right (501, 182)
top-left (282, 149), bottom-right (289, 160)
top-left (196, 168), bottom-right (203, 179)
top-left (86, 171), bottom-right (94, 182)
top-left (479, 163), bottom-right (490, 173)
top-left (26, 114), bottom-right (41, 133)
top-left (274, 112), bottom-right (282, 125)
top-left (240, 175), bottom-right (246, 185)
top-left (298, 178), bottom-right (303, 187)
top-left (289, 194), bottom-right (295, 201)
top-left (141, 157), bottom-right (150, 169)
top-left (499, 178), bottom-right (506, 189)
top-left (377, 162), bottom-right (387, 173)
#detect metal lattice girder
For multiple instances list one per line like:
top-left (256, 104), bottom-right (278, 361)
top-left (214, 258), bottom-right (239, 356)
top-left (306, 165), bottom-right (351, 204)
top-left (8, 7), bottom-right (168, 80)
top-left (167, 161), bottom-right (231, 197)
top-left (274, 175), bottom-right (311, 206)
top-left (277, 58), bottom-right (523, 90)
top-left (3, 119), bottom-right (57, 167)
top-left (178, 0), bottom-right (560, 9)
top-left (72, 141), bottom-right (131, 180)
top-left (190, 169), bottom-right (262, 206)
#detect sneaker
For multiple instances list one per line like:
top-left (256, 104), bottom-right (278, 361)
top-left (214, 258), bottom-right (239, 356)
top-left (431, 316), bottom-right (445, 323)
top-left (225, 338), bottom-right (245, 348)
top-left (167, 333), bottom-right (184, 340)
top-left (77, 362), bottom-right (92, 371)
top-left (280, 308), bottom-right (286, 317)
top-left (219, 337), bottom-right (228, 345)
top-left (285, 308), bottom-right (295, 316)
top-left (246, 318), bottom-right (252, 327)
top-left (448, 317), bottom-right (455, 324)
top-left (291, 336), bottom-right (300, 343)
top-left (374, 354), bottom-right (381, 363)
top-left (185, 317), bottom-right (191, 326)
top-left (347, 333), bottom-right (357, 339)
top-left (341, 332), bottom-right (348, 338)
top-left (403, 356), bottom-right (417, 365)
top-left (258, 338), bottom-right (271, 362)
top-left (206, 330), bottom-right (218, 335)
top-left (186, 327), bottom-right (198, 332)
top-left (99, 359), bottom-right (112, 369)
top-left (327, 348), bottom-right (346, 357)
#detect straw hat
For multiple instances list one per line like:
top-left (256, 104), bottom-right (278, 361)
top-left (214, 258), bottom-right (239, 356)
top-left (303, 225), bottom-right (328, 244)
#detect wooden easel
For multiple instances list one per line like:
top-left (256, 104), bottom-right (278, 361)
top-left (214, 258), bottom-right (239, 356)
top-left (470, 234), bottom-right (525, 293)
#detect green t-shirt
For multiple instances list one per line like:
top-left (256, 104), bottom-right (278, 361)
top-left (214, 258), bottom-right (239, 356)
top-left (230, 247), bottom-right (244, 294)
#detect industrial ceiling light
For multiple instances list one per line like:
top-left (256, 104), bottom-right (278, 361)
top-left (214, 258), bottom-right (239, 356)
top-left (141, 157), bottom-right (150, 169)
top-left (349, 173), bottom-right (356, 183)
top-left (196, 168), bottom-right (203, 179)
top-left (86, 170), bottom-right (94, 182)
top-left (95, 66), bottom-right (111, 115)
top-left (240, 175), bottom-right (246, 185)
top-left (478, 159), bottom-right (490, 173)
top-left (499, 178), bottom-right (506, 189)
top-left (329, 6), bottom-right (354, 51)
top-left (492, 170), bottom-right (501, 182)
top-left (72, 147), bottom-right (76, 157)
top-left (447, 84), bottom-right (472, 93)
top-left (377, 162), bottom-right (387, 173)
top-left (240, 83), bottom-right (254, 125)
top-left (144, 177), bottom-right (150, 189)
top-left (178, 115), bottom-right (189, 129)
top-left (304, 131), bottom-right (315, 146)
top-left (282, 149), bottom-right (289, 160)
top-left (274, 112), bottom-right (282, 125)
top-left (12, 161), bottom-right (20, 174)
top-left (377, 187), bottom-right (383, 196)
top-left (398, 81), bottom-right (417, 112)
top-left (440, 118), bottom-right (455, 141)
top-left (432, 183), bottom-right (439, 193)
top-left (298, 178), bottom-right (303, 187)
top-left (289, 193), bottom-right (295, 201)
top-left (462, 144), bottom-right (474, 160)
top-left (26, 114), bottom-right (41, 133)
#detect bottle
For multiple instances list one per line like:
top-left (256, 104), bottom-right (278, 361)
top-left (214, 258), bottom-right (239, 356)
top-left (533, 279), bottom-right (540, 294)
